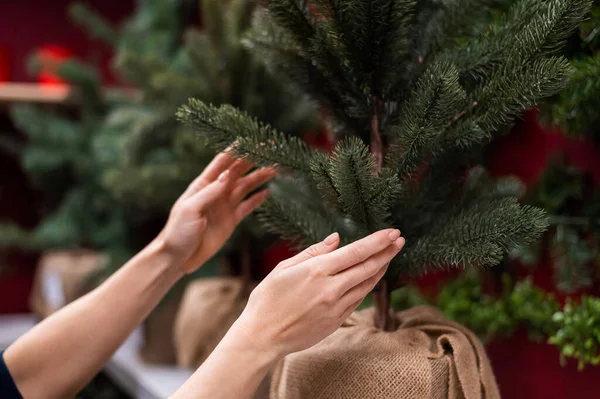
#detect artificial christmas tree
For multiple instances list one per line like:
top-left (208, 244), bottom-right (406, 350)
top-left (427, 0), bottom-right (600, 372)
top-left (180, 0), bottom-right (589, 328)
top-left (179, 0), bottom-right (592, 396)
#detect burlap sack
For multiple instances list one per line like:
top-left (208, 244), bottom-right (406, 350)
top-left (271, 305), bottom-right (500, 399)
top-left (173, 277), bottom-right (249, 368)
top-left (29, 250), bottom-right (106, 318)
top-left (139, 290), bottom-right (182, 365)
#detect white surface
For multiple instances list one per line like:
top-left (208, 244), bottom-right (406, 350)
top-left (0, 314), bottom-right (37, 350)
top-left (42, 271), bottom-right (66, 311)
top-left (0, 314), bottom-right (193, 399)
top-left (106, 328), bottom-right (193, 399)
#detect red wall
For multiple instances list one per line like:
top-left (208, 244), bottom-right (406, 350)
top-left (0, 0), bottom-right (134, 83)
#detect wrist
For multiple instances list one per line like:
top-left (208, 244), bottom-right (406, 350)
top-left (143, 237), bottom-right (185, 283)
top-left (223, 313), bottom-right (283, 370)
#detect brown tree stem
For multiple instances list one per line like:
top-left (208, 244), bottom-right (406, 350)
top-left (370, 102), bottom-right (384, 171)
top-left (373, 280), bottom-right (395, 331)
top-left (369, 97), bottom-right (394, 331)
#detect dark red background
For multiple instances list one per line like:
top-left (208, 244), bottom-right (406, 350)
top-left (2, 2), bottom-right (600, 397)
top-left (0, 0), bottom-right (134, 83)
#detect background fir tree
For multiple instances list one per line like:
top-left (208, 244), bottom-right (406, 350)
top-left (0, 59), bottom-right (136, 254)
top-left (542, 0), bottom-right (600, 140)
top-left (0, 0), bottom-right (318, 279)
top-left (179, 0), bottom-right (592, 330)
top-left (84, 0), bottom-right (318, 278)
top-left (100, 0), bottom-right (317, 212)
top-left (0, 0), bottom-right (201, 267)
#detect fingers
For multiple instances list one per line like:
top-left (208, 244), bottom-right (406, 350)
top-left (186, 168), bottom-right (235, 211)
top-left (181, 152), bottom-right (237, 199)
top-left (338, 257), bottom-right (392, 310)
top-left (335, 238), bottom-right (404, 290)
top-left (231, 167), bottom-right (277, 203)
top-left (234, 189), bottom-right (270, 223)
top-left (318, 229), bottom-right (402, 275)
top-left (338, 298), bottom-right (362, 323)
top-left (228, 158), bottom-right (254, 181)
top-left (181, 152), bottom-right (253, 200)
top-left (277, 232), bottom-right (341, 270)
top-left (198, 150), bottom-right (238, 182)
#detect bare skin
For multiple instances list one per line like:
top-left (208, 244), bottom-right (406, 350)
top-left (4, 151), bottom-right (405, 399)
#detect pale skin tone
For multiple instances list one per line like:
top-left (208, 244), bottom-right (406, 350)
top-left (4, 152), bottom-right (405, 399)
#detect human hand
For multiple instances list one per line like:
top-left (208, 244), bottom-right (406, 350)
top-left (233, 229), bottom-right (405, 359)
top-left (155, 151), bottom-right (277, 274)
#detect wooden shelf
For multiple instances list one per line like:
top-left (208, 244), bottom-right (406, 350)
top-left (0, 82), bottom-right (138, 104)
top-left (0, 83), bottom-right (71, 104)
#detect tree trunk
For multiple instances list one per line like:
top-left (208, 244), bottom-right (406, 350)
top-left (369, 97), bottom-right (394, 331)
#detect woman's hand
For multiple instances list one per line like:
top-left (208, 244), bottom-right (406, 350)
top-left (171, 230), bottom-right (405, 399)
top-left (156, 151), bottom-right (276, 274)
top-left (233, 229), bottom-right (405, 358)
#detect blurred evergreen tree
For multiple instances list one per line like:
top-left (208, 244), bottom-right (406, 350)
top-left (542, 0), bottom-right (600, 140)
top-left (100, 0), bottom-right (317, 211)
top-left (0, 0), bottom-right (317, 281)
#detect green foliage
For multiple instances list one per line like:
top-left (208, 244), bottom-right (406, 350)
top-left (540, 0), bottom-right (600, 138)
top-left (435, 272), bottom-right (600, 369)
top-left (512, 161), bottom-right (600, 293)
top-left (436, 273), bottom-right (519, 341)
top-left (180, 0), bottom-right (591, 283)
top-left (70, 3), bottom-right (119, 45)
top-left (108, 0), bottom-right (317, 210)
top-left (324, 137), bottom-right (400, 229)
top-left (0, 0), bottom-right (206, 260)
top-left (544, 52), bottom-right (600, 136)
top-left (177, 101), bottom-right (315, 172)
top-left (0, 0), bottom-right (317, 277)
top-left (0, 56), bottom-right (137, 253)
top-left (550, 296), bottom-right (600, 369)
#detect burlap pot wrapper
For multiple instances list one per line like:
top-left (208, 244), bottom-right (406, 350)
top-left (173, 277), bottom-right (249, 368)
top-left (29, 250), bottom-right (105, 318)
top-left (271, 305), bottom-right (500, 399)
top-left (139, 290), bottom-right (182, 365)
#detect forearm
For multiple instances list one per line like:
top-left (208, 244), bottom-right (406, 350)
top-left (171, 317), bottom-right (279, 399)
top-left (4, 240), bottom-right (182, 399)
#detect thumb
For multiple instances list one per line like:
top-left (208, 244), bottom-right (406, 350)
top-left (277, 232), bottom-right (340, 270)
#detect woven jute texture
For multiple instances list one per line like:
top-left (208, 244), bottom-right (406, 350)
top-left (140, 291), bottom-right (182, 365)
top-left (29, 250), bottom-right (105, 318)
top-left (173, 277), bottom-right (249, 368)
top-left (271, 306), bottom-right (500, 399)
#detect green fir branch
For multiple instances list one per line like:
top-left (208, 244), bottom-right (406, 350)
top-left (388, 61), bottom-right (465, 176)
top-left (69, 2), bottom-right (119, 46)
top-left (398, 198), bottom-right (548, 273)
top-left (256, 196), bottom-right (336, 249)
top-left (177, 100), bottom-right (316, 172)
top-left (329, 137), bottom-right (399, 230)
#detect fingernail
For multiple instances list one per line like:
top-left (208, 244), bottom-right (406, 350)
top-left (324, 232), bottom-right (339, 245)
top-left (388, 229), bottom-right (400, 241)
top-left (395, 237), bottom-right (405, 250)
top-left (218, 170), bottom-right (230, 182)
